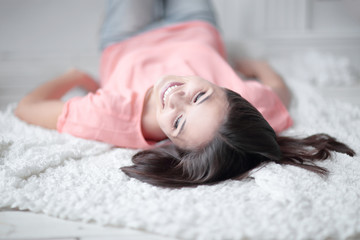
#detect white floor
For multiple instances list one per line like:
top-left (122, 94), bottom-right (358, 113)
top-left (1, 1), bottom-right (360, 240)
top-left (0, 210), bottom-right (176, 240)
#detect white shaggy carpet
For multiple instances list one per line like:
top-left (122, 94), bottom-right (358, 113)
top-left (1, 54), bottom-right (360, 240)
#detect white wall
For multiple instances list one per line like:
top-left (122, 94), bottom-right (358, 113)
top-left (0, 0), bottom-right (105, 108)
top-left (213, 0), bottom-right (360, 67)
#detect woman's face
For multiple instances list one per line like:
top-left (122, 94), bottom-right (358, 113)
top-left (153, 75), bottom-right (228, 149)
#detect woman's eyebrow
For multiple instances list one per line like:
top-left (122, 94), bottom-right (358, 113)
top-left (178, 94), bottom-right (213, 136)
top-left (178, 120), bottom-right (186, 137)
top-left (197, 94), bottom-right (212, 104)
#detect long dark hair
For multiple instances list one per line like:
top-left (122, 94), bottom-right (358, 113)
top-left (121, 89), bottom-right (355, 188)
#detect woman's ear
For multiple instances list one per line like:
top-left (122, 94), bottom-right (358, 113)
top-left (154, 139), bottom-right (172, 147)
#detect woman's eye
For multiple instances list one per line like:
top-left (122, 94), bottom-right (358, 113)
top-left (194, 92), bottom-right (206, 103)
top-left (173, 115), bottom-right (182, 129)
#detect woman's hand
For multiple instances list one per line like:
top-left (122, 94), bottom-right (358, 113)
top-left (64, 68), bottom-right (100, 93)
top-left (234, 60), bottom-right (292, 108)
top-left (15, 69), bottom-right (99, 129)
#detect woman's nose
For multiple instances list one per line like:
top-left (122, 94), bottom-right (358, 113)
top-left (169, 90), bottom-right (186, 109)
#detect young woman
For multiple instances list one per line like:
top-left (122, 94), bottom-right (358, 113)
top-left (15, 0), bottom-right (355, 188)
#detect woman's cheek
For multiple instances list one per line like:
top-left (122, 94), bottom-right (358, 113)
top-left (156, 113), bottom-right (168, 133)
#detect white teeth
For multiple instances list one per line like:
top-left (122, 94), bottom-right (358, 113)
top-left (163, 85), bottom-right (179, 105)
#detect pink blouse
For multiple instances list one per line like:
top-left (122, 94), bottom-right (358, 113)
top-left (57, 21), bottom-right (293, 149)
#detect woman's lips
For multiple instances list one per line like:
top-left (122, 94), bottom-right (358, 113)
top-left (160, 82), bottom-right (184, 108)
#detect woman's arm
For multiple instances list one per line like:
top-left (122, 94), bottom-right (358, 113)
top-left (234, 60), bottom-right (291, 108)
top-left (15, 69), bottom-right (99, 129)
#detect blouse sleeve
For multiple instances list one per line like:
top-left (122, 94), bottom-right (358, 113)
top-left (57, 89), bottom-right (150, 148)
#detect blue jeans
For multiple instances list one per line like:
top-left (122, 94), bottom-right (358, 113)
top-left (99, 0), bottom-right (218, 51)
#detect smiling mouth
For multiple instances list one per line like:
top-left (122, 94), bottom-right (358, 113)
top-left (161, 82), bottom-right (184, 108)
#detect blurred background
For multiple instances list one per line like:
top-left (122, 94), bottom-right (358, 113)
top-left (0, 0), bottom-right (360, 110)
top-left (0, 1), bottom-right (359, 238)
